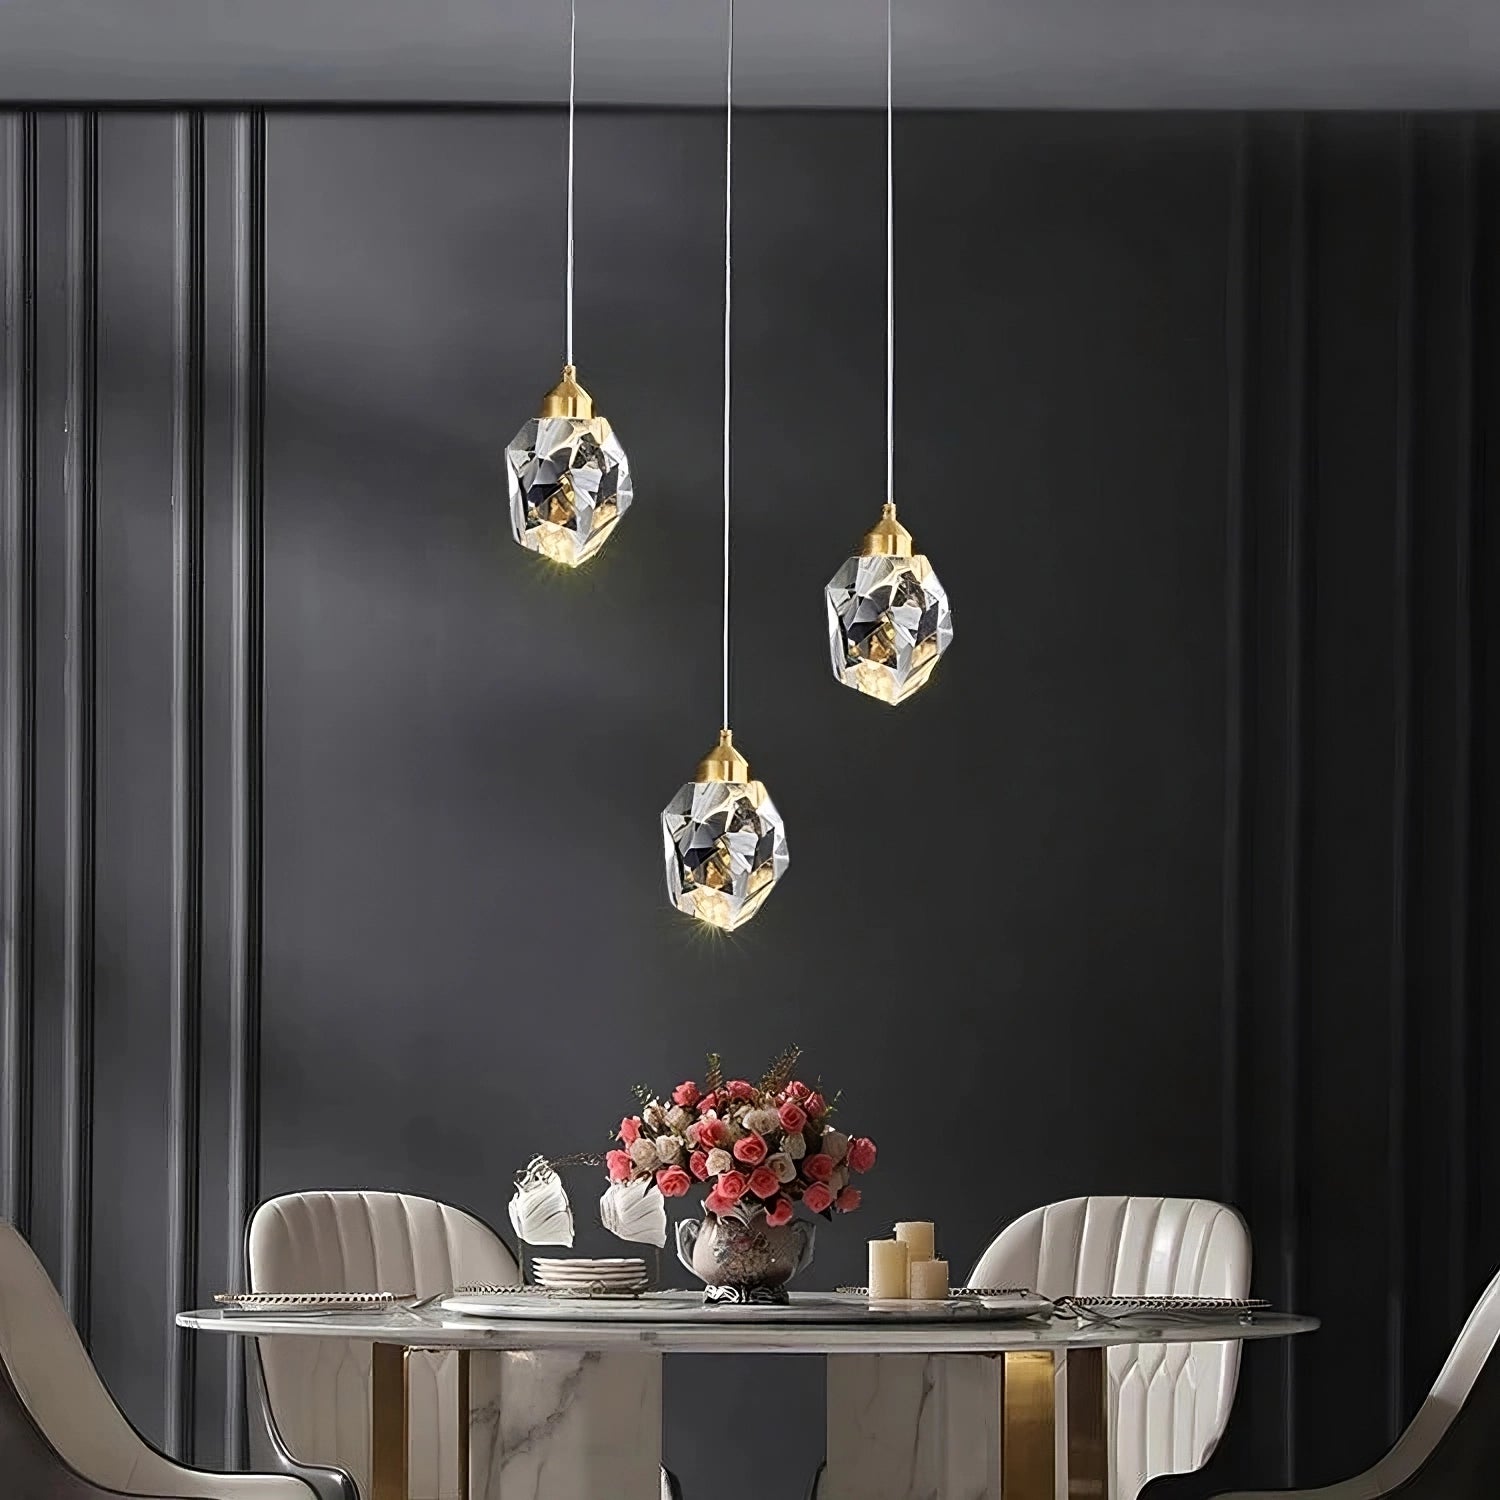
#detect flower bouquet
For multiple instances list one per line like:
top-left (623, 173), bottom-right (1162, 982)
top-left (603, 1047), bottom-right (877, 1303)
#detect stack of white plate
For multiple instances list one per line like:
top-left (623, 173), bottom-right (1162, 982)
top-left (531, 1257), bottom-right (649, 1295)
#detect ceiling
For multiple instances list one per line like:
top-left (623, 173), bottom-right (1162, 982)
top-left (1, 0), bottom-right (1498, 107)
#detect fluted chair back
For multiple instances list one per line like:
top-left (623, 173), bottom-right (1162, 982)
top-left (248, 1191), bottom-right (519, 1500)
top-left (969, 1195), bottom-right (1251, 1500)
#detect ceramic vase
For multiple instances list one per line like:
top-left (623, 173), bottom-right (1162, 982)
top-left (676, 1208), bottom-right (816, 1305)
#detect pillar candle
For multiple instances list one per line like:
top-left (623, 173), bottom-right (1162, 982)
top-left (895, 1221), bottom-right (936, 1264)
top-left (868, 1239), bottom-right (909, 1299)
top-left (908, 1258), bottom-right (950, 1301)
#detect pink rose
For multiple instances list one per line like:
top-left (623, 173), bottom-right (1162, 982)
top-left (777, 1100), bottom-right (807, 1134)
top-left (803, 1182), bottom-right (834, 1214)
top-left (835, 1186), bottom-right (862, 1213)
top-left (717, 1170), bottom-right (748, 1203)
top-left (848, 1137), bottom-right (878, 1174)
top-left (619, 1116), bottom-right (641, 1145)
top-left (747, 1166), bottom-right (780, 1200)
top-left (688, 1150), bottom-right (710, 1182)
top-left (765, 1195), bottom-right (794, 1227)
top-left (656, 1165), bottom-right (692, 1198)
top-left (805, 1092), bottom-right (828, 1118)
top-left (606, 1149), bottom-right (632, 1183)
top-left (727, 1080), bottom-right (756, 1102)
top-left (732, 1132), bottom-right (768, 1166)
top-left (803, 1152), bottom-right (835, 1183)
top-left (704, 1189), bottom-right (735, 1217)
top-left (699, 1090), bottom-right (721, 1112)
top-left (785, 1081), bottom-right (811, 1102)
top-left (672, 1081), bottom-right (701, 1108)
top-left (696, 1116), bottom-right (730, 1149)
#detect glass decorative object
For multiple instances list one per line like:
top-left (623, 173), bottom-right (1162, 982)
top-left (506, 366), bottom-right (632, 567)
top-left (660, 729), bottom-right (789, 933)
top-left (825, 503), bottom-right (953, 705)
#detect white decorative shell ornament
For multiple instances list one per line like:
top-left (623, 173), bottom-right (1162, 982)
top-left (508, 1157), bottom-right (575, 1247)
top-left (599, 1179), bottom-right (668, 1248)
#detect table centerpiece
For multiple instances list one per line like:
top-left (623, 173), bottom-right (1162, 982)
top-left (603, 1046), bottom-right (877, 1304)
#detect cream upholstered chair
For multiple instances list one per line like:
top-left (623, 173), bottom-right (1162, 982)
top-left (0, 1219), bottom-right (329, 1500)
top-left (248, 1191), bottom-right (680, 1500)
top-left (969, 1195), bottom-right (1251, 1500)
top-left (1211, 1263), bottom-right (1500, 1500)
top-left (248, 1192), bottom-right (517, 1500)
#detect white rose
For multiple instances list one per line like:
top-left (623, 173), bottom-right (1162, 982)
top-left (628, 1137), bottom-right (660, 1171)
top-left (655, 1134), bottom-right (684, 1165)
top-left (782, 1131), bottom-right (806, 1160)
top-left (705, 1147), bottom-right (733, 1176)
top-left (743, 1108), bottom-right (780, 1136)
top-left (643, 1104), bottom-right (668, 1129)
top-left (667, 1105), bottom-right (693, 1131)
top-left (831, 1166), bottom-right (849, 1193)
top-left (767, 1152), bottom-right (796, 1184)
top-left (822, 1129), bottom-right (850, 1164)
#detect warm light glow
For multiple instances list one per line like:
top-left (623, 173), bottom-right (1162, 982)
top-left (506, 403), bottom-right (632, 568)
top-left (825, 536), bottom-right (953, 705)
top-left (661, 736), bottom-right (789, 932)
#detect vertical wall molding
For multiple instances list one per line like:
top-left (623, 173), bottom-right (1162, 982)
top-left (165, 109), bottom-right (206, 1463)
top-left (1, 113), bottom-right (38, 1239)
top-left (1385, 116), bottom-right (1416, 1445)
top-left (60, 109), bottom-right (98, 1338)
top-left (1220, 114), bottom-right (1251, 1209)
top-left (1278, 115), bottom-right (1313, 1487)
top-left (1448, 116), bottom-right (1484, 1334)
top-left (224, 109), bottom-right (266, 1466)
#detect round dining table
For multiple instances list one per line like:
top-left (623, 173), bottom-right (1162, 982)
top-left (179, 1294), bottom-right (1317, 1500)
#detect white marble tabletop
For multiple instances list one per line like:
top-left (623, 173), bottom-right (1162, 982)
top-left (177, 1302), bottom-right (1318, 1356)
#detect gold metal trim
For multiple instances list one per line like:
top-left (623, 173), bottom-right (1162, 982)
top-left (859, 502), bottom-right (915, 558)
top-left (538, 364), bottom-right (596, 420)
top-left (1001, 1350), bottom-right (1056, 1500)
top-left (457, 1350), bottom-right (471, 1500)
top-left (1065, 1346), bottom-right (1108, 1500)
top-left (694, 727), bottom-right (751, 783)
top-left (369, 1342), bottom-right (410, 1500)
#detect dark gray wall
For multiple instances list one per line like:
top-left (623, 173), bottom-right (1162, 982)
top-left (8, 2), bottom-right (1500, 107)
top-left (1, 109), bottom-right (1497, 1500)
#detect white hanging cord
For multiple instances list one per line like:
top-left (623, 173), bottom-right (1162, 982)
top-left (565, 0), bottom-right (577, 365)
top-left (721, 0), bottom-right (734, 731)
top-left (885, 0), bottom-right (894, 506)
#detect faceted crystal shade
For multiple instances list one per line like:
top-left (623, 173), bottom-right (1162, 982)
top-left (661, 778), bottom-right (789, 932)
top-left (506, 415), bottom-right (632, 567)
top-left (825, 551), bottom-right (954, 704)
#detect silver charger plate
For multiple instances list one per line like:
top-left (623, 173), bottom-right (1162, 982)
top-left (440, 1290), bottom-right (1056, 1323)
top-left (214, 1291), bottom-right (413, 1314)
top-left (1063, 1295), bottom-right (1271, 1319)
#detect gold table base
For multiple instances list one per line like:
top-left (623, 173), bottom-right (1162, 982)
top-left (369, 1343), bottom-right (410, 1500)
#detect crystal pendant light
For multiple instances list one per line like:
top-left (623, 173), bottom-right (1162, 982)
top-left (823, 0), bottom-right (953, 703)
top-left (661, 0), bottom-right (789, 933)
top-left (662, 729), bottom-right (789, 933)
top-left (505, 0), bottom-right (632, 568)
